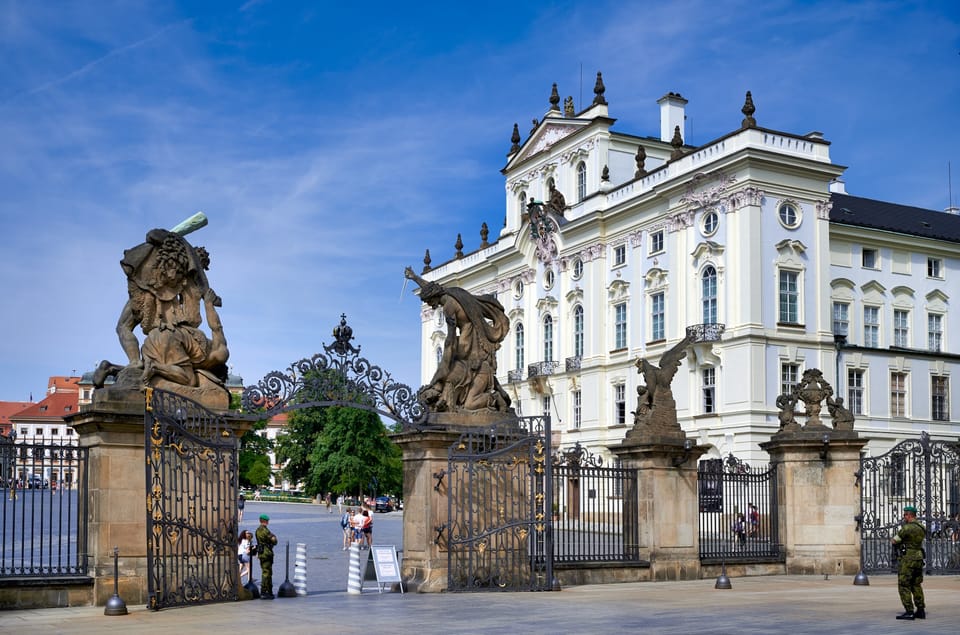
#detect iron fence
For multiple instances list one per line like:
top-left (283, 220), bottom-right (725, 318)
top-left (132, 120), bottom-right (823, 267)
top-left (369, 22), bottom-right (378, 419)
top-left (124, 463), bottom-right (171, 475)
top-left (698, 455), bottom-right (783, 563)
top-left (0, 437), bottom-right (89, 578)
top-left (551, 443), bottom-right (640, 563)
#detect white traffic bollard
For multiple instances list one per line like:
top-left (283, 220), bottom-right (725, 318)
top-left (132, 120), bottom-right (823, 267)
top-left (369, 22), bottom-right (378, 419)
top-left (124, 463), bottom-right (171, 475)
top-left (347, 542), bottom-right (362, 594)
top-left (294, 543), bottom-right (307, 596)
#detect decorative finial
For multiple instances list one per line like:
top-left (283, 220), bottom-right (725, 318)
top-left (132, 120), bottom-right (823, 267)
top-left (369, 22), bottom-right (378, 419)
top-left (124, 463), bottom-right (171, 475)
top-left (549, 83), bottom-right (560, 111)
top-left (592, 72), bottom-right (607, 106)
top-left (331, 314), bottom-right (357, 356)
top-left (601, 165), bottom-right (610, 182)
top-left (741, 90), bottom-right (756, 128)
top-left (480, 222), bottom-right (490, 248)
top-left (454, 233), bottom-right (464, 259)
top-left (530, 118), bottom-right (539, 135)
top-left (509, 123), bottom-right (521, 154)
top-left (635, 145), bottom-right (647, 178)
top-left (564, 96), bottom-right (575, 117)
top-left (422, 249), bottom-right (432, 274)
top-left (670, 126), bottom-right (684, 160)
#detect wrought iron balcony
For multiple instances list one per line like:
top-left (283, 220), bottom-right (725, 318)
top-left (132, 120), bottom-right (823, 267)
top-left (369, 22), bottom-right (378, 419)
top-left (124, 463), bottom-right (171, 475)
top-left (527, 361), bottom-right (559, 378)
top-left (687, 323), bottom-right (726, 343)
top-left (507, 369), bottom-right (524, 383)
top-left (565, 356), bottom-right (582, 372)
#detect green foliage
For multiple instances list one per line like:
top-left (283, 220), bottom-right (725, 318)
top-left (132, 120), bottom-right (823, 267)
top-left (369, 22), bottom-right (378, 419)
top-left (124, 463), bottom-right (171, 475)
top-left (304, 406), bottom-right (403, 497)
top-left (275, 406), bottom-right (327, 486)
top-left (239, 416), bottom-right (272, 488)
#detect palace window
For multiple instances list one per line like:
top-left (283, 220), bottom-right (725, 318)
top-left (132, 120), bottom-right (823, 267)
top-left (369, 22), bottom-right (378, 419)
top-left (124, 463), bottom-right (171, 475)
top-left (928, 313), bottom-right (943, 352)
top-left (573, 390), bottom-right (582, 429)
top-left (614, 244), bottom-right (626, 267)
top-left (778, 270), bottom-right (799, 324)
top-left (863, 306), bottom-right (879, 347)
top-left (614, 384), bottom-right (626, 425)
top-left (832, 302), bottom-right (849, 336)
top-left (890, 372), bottom-right (908, 418)
top-left (702, 266), bottom-right (718, 324)
top-left (862, 248), bottom-right (878, 269)
top-left (847, 369), bottom-right (865, 415)
top-left (649, 230), bottom-right (664, 255)
top-left (932, 375), bottom-right (949, 421)
top-left (573, 305), bottom-right (584, 357)
top-left (577, 161), bottom-right (587, 201)
top-left (703, 368), bottom-right (716, 414)
top-left (651, 292), bottom-right (665, 341)
top-left (614, 303), bottom-right (627, 349)
top-left (515, 323), bottom-right (525, 372)
top-left (572, 258), bottom-right (584, 280)
top-left (893, 309), bottom-right (910, 348)
top-left (778, 202), bottom-right (800, 228)
top-left (927, 257), bottom-right (943, 279)
top-left (543, 315), bottom-right (554, 362)
top-left (781, 363), bottom-right (800, 396)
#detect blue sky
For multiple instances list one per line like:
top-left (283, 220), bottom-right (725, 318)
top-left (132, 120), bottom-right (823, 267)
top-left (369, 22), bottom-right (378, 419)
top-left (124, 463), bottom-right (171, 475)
top-left (1, 0), bottom-right (958, 402)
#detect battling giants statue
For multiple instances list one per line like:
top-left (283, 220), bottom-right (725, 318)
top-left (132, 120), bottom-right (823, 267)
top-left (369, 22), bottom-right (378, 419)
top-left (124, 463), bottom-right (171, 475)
top-left (404, 267), bottom-right (511, 414)
top-left (93, 213), bottom-right (231, 410)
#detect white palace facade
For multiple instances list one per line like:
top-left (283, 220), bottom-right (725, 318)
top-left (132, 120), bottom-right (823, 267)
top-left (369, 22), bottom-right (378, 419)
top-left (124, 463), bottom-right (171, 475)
top-left (415, 75), bottom-right (960, 465)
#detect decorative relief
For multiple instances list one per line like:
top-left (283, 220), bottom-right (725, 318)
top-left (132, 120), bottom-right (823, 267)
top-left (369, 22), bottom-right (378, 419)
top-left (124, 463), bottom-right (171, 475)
top-left (560, 139), bottom-right (596, 165)
top-left (643, 267), bottom-right (669, 291)
top-left (529, 125), bottom-right (574, 155)
top-left (580, 243), bottom-right (604, 262)
top-left (536, 296), bottom-right (559, 312)
top-left (666, 210), bottom-right (695, 232)
top-left (679, 171), bottom-right (737, 210)
top-left (815, 199), bottom-right (833, 220)
top-left (726, 187), bottom-right (765, 211)
top-left (607, 279), bottom-right (630, 302)
top-left (628, 230), bottom-right (643, 248)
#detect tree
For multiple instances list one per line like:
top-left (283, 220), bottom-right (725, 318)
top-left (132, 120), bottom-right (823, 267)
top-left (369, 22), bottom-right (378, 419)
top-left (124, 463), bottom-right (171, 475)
top-left (238, 416), bottom-right (273, 488)
top-left (303, 407), bottom-right (403, 498)
top-left (274, 406), bottom-right (326, 487)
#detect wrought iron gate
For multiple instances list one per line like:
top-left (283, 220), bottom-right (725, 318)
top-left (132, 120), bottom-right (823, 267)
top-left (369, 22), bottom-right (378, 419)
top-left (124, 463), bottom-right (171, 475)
top-left (145, 388), bottom-right (240, 609)
top-left (446, 416), bottom-right (553, 591)
top-left (858, 432), bottom-right (960, 574)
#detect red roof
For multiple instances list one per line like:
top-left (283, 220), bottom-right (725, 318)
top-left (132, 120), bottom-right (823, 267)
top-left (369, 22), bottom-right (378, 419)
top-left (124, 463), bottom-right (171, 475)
top-left (10, 391), bottom-right (80, 421)
top-left (46, 376), bottom-right (80, 394)
top-left (0, 401), bottom-right (32, 436)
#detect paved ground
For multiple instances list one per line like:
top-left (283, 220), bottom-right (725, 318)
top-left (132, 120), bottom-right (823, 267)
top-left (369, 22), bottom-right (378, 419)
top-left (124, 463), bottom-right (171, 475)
top-left (4, 502), bottom-right (958, 634)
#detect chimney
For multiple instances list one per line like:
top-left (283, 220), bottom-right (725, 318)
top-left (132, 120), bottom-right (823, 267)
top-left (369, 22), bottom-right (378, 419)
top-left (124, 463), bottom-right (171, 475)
top-left (657, 92), bottom-right (687, 143)
top-left (829, 178), bottom-right (847, 194)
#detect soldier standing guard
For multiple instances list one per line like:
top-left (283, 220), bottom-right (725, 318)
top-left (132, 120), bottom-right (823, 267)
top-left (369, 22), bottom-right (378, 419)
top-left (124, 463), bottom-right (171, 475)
top-left (891, 505), bottom-right (926, 620)
top-left (256, 513), bottom-right (278, 600)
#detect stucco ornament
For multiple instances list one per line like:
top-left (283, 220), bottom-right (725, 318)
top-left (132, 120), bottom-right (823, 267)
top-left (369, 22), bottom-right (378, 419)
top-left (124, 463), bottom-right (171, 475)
top-left (93, 214), bottom-right (231, 409)
top-left (405, 267), bottom-right (511, 413)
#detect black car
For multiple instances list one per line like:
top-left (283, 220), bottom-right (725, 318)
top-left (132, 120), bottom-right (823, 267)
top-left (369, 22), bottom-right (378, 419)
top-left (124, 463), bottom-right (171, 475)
top-left (374, 496), bottom-right (394, 513)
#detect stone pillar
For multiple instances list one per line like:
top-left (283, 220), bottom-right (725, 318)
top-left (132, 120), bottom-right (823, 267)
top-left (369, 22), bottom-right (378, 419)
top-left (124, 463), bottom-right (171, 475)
top-left (392, 427), bottom-right (460, 592)
top-left (760, 430), bottom-right (867, 576)
top-left (69, 401), bottom-right (150, 607)
top-left (611, 436), bottom-right (706, 581)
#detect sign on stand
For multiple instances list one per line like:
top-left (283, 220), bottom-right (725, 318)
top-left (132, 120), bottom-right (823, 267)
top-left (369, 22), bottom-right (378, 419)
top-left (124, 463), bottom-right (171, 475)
top-left (365, 545), bottom-right (403, 593)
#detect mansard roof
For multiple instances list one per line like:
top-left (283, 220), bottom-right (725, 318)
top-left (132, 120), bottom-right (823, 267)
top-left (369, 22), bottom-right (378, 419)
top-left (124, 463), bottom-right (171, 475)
top-left (830, 193), bottom-right (960, 243)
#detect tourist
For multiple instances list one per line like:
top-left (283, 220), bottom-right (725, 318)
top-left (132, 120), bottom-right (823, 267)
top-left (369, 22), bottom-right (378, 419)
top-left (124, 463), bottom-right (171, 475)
top-left (238, 530), bottom-right (252, 585)
top-left (238, 493), bottom-right (245, 523)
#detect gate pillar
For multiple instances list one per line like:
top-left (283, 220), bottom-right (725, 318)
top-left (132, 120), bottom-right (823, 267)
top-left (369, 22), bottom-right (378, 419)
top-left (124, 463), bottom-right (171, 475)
top-left (392, 427), bottom-right (461, 592)
top-left (611, 437), bottom-right (707, 581)
top-left (70, 400), bottom-right (150, 607)
top-left (760, 431), bottom-right (867, 576)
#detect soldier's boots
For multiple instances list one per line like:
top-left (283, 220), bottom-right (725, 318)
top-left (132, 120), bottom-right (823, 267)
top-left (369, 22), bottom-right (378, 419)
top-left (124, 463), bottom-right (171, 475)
top-left (914, 608), bottom-right (926, 619)
top-left (896, 611), bottom-right (915, 620)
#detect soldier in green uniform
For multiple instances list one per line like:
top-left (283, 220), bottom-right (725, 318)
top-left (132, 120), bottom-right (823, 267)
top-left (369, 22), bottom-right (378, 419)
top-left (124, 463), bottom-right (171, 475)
top-left (255, 513), bottom-right (278, 600)
top-left (891, 505), bottom-right (926, 620)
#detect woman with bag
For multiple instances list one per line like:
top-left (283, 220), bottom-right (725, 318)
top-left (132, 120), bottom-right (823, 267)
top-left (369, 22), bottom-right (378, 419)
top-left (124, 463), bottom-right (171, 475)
top-left (238, 530), bottom-right (253, 584)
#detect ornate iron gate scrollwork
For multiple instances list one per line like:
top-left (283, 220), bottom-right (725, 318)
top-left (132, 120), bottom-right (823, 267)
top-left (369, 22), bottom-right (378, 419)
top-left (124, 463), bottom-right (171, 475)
top-left (446, 416), bottom-right (553, 591)
top-left (859, 432), bottom-right (960, 574)
top-left (145, 388), bottom-right (239, 609)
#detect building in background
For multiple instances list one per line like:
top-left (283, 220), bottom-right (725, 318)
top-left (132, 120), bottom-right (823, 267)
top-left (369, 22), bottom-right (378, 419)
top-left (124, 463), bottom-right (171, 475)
top-left (414, 75), bottom-right (960, 465)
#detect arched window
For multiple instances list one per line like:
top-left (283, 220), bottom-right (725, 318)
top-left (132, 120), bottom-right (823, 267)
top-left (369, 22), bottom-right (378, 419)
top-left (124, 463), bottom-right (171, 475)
top-left (702, 265), bottom-right (718, 324)
top-left (515, 323), bottom-right (525, 371)
top-left (577, 162), bottom-right (587, 201)
top-left (435, 346), bottom-right (443, 367)
top-left (543, 315), bottom-right (554, 362)
top-left (573, 305), bottom-right (584, 357)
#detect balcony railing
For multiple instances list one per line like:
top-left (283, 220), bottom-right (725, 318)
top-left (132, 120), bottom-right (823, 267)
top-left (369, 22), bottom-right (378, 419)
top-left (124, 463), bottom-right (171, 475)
top-left (687, 323), bottom-right (726, 343)
top-left (507, 369), bottom-right (524, 383)
top-left (527, 361), bottom-right (559, 378)
top-left (565, 356), bottom-right (582, 372)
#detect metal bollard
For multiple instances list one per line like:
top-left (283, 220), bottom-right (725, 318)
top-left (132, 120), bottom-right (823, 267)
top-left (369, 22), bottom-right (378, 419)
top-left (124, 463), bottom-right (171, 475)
top-left (104, 546), bottom-right (128, 615)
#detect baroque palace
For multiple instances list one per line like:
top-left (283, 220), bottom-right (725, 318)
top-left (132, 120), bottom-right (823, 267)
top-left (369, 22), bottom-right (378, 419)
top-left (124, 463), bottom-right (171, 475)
top-left (414, 74), bottom-right (960, 465)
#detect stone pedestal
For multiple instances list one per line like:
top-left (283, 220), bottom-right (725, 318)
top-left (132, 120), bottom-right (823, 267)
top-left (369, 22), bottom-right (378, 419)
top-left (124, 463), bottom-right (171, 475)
top-left (392, 427), bottom-right (461, 593)
top-left (69, 401), bottom-right (150, 607)
top-left (611, 436), bottom-right (707, 581)
top-left (760, 429), bottom-right (868, 576)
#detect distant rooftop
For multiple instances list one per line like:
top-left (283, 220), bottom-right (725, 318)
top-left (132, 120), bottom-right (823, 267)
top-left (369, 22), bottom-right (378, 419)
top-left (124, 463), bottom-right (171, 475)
top-left (830, 193), bottom-right (960, 243)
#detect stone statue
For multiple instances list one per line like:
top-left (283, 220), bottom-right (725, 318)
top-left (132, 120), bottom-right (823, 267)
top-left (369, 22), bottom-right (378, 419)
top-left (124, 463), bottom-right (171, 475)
top-left (827, 395), bottom-right (855, 431)
top-left (93, 219), bottom-right (231, 410)
top-left (796, 368), bottom-right (832, 427)
top-left (404, 267), bottom-right (511, 413)
top-left (563, 96), bottom-right (575, 117)
top-left (632, 333), bottom-right (694, 432)
top-left (545, 183), bottom-right (566, 216)
top-left (776, 392), bottom-right (799, 432)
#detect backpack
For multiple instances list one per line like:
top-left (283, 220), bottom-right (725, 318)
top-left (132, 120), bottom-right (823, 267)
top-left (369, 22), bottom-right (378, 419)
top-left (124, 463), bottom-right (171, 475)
top-left (340, 512), bottom-right (350, 529)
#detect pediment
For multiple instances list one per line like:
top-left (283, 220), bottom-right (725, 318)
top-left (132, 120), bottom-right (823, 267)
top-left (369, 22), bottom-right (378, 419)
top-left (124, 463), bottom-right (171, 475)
top-left (510, 120), bottom-right (589, 166)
